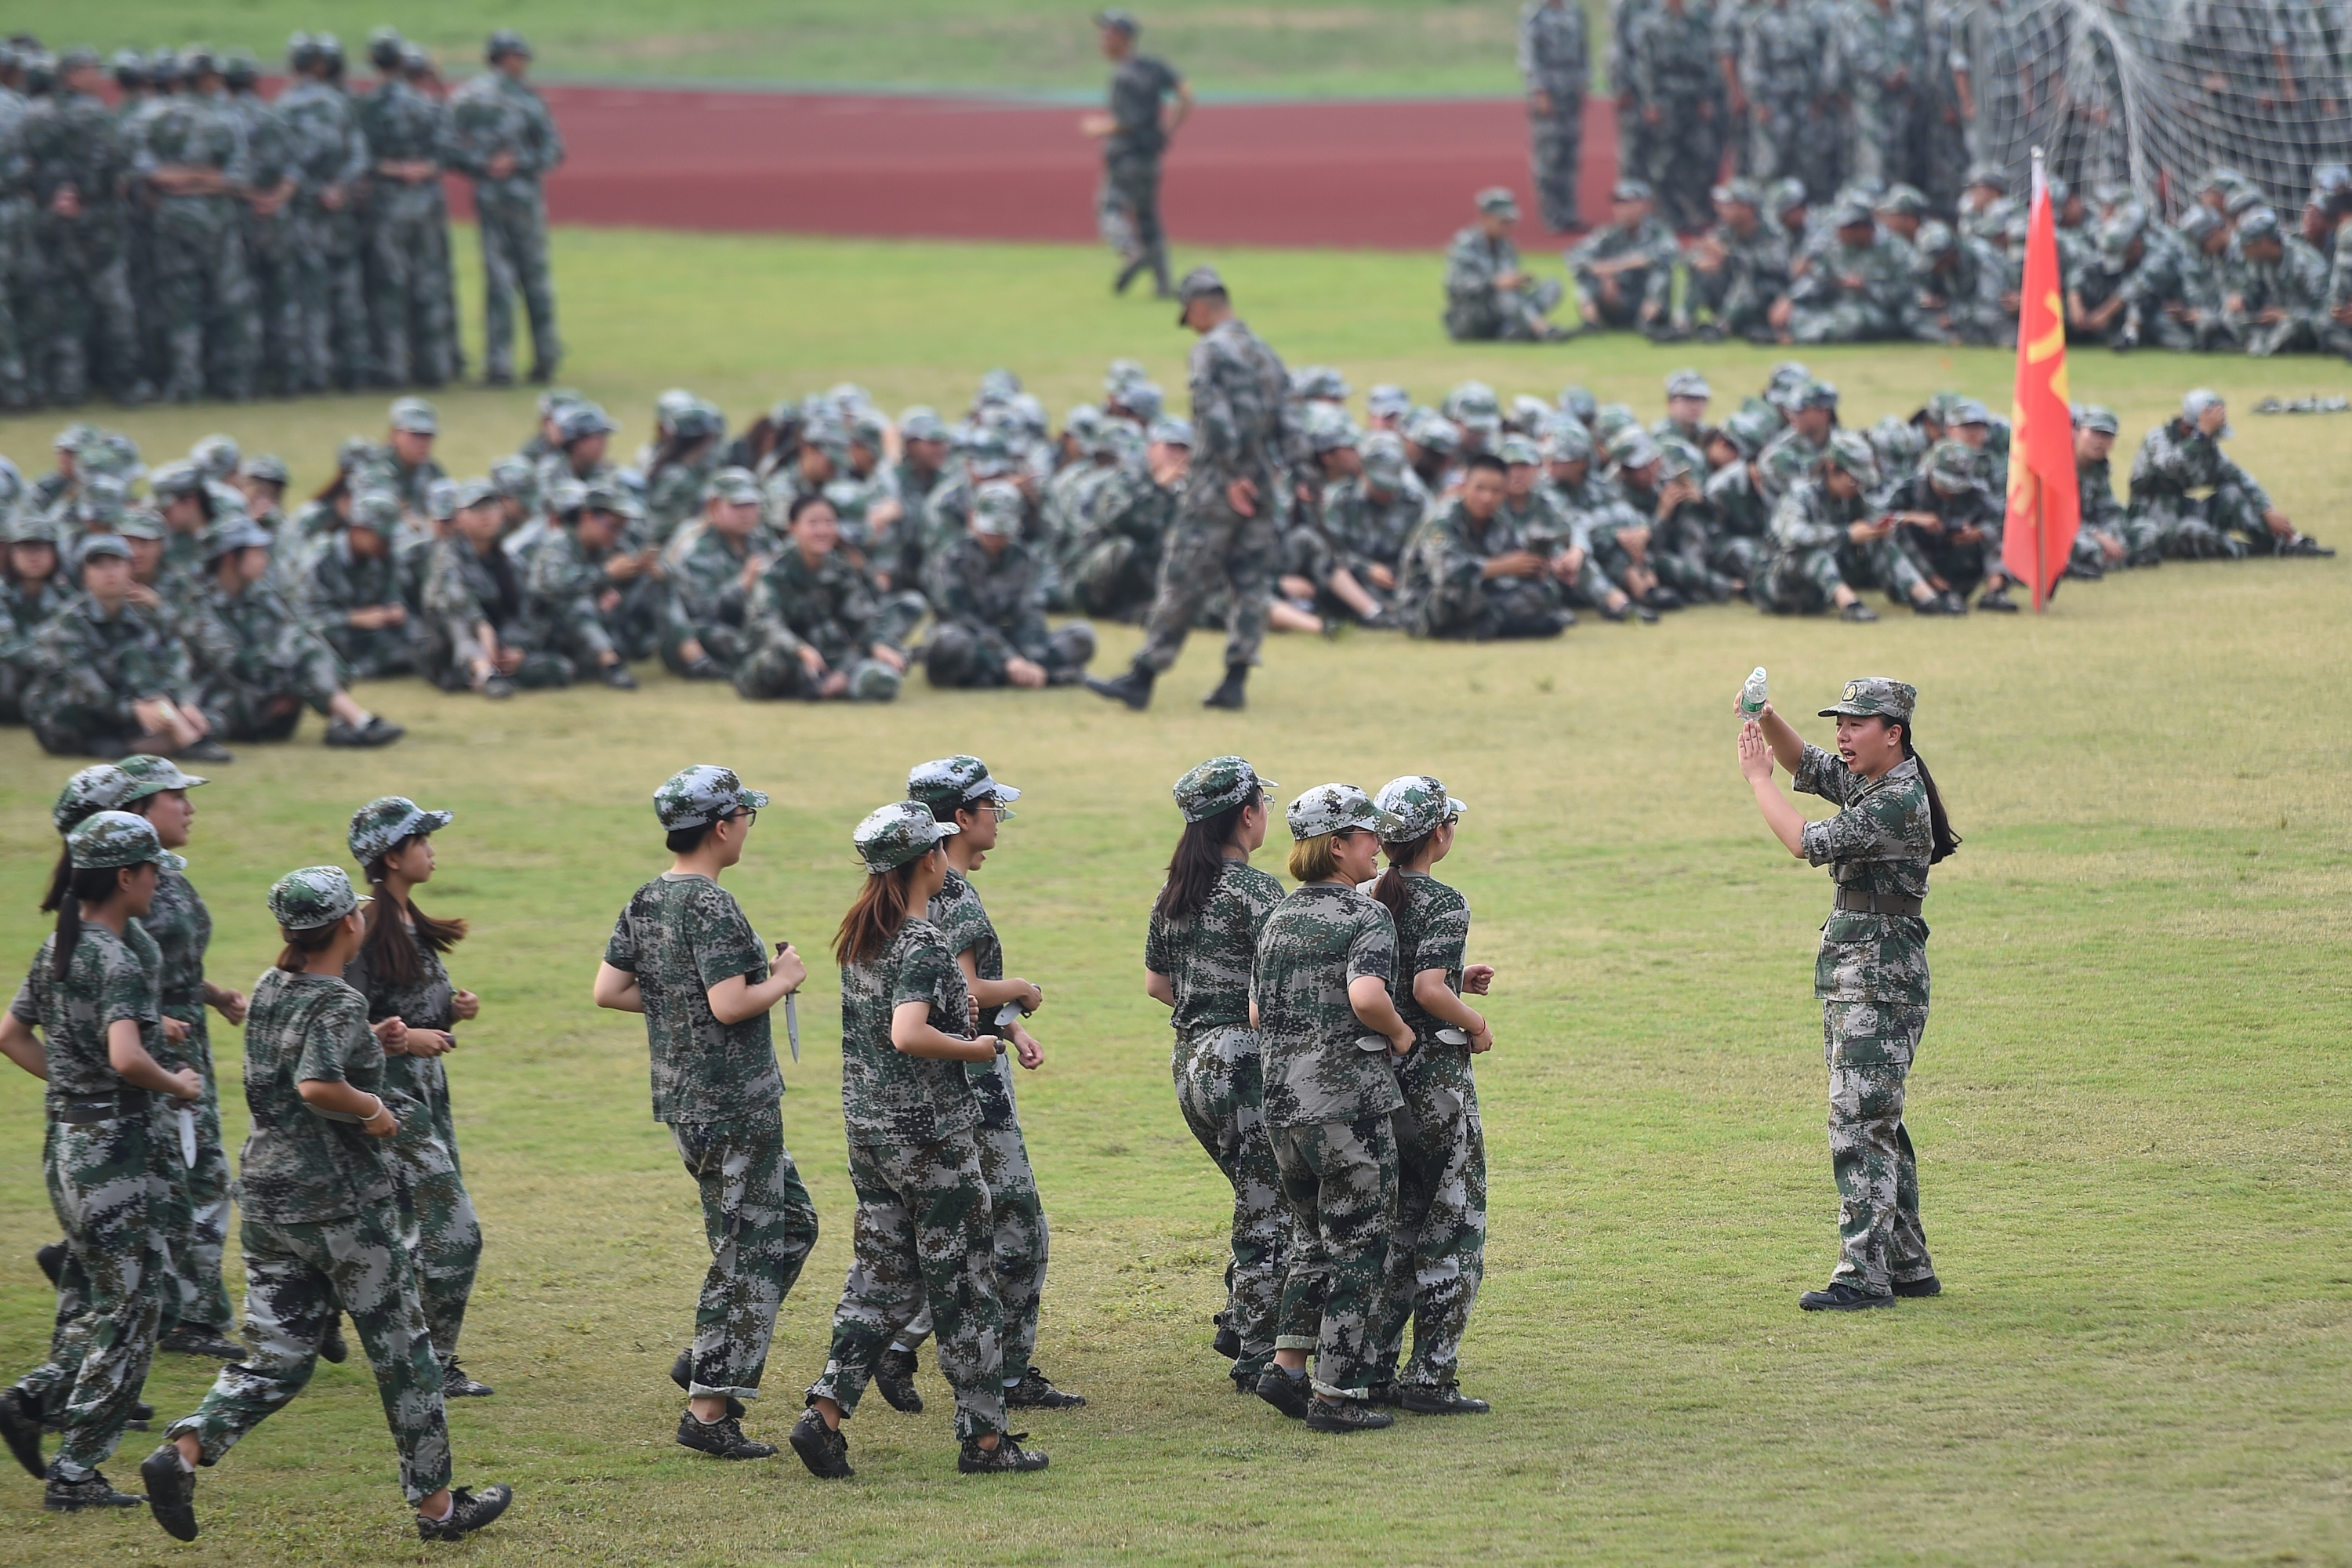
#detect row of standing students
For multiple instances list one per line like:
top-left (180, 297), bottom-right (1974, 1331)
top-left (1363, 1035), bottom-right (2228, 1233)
top-left (0, 767), bottom-right (507, 1541)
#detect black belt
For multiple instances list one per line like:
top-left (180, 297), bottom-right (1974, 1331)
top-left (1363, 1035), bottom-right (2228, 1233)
top-left (161, 991), bottom-right (203, 1010)
top-left (1835, 888), bottom-right (1924, 918)
top-left (53, 1091), bottom-right (149, 1124)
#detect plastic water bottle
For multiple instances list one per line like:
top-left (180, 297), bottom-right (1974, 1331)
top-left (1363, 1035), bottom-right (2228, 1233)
top-left (1737, 666), bottom-right (1769, 721)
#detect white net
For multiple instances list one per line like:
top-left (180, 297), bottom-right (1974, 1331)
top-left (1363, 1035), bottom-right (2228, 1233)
top-left (1962, 0), bottom-right (2352, 219)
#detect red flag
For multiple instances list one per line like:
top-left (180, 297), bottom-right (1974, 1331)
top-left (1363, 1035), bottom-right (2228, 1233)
top-left (2002, 153), bottom-right (2080, 610)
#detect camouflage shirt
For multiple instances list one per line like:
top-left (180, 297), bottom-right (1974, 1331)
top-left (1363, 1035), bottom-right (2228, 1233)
top-left (344, 919), bottom-right (457, 1121)
top-left (27, 593), bottom-right (191, 713)
top-left (445, 71), bottom-right (565, 195)
top-left (423, 534), bottom-right (525, 639)
top-left (11, 927), bottom-right (157, 1110)
top-left (141, 866), bottom-right (212, 1014)
top-left (274, 78), bottom-right (369, 200)
top-left (1188, 317), bottom-right (1304, 498)
top-left (356, 77), bottom-right (445, 167)
top-left (1520, 0), bottom-right (1592, 91)
top-left (1385, 873), bottom-right (1472, 1050)
top-left (604, 873), bottom-right (782, 1124)
top-left (1146, 860), bottom-right (1286, 1036)
top-left (1321, 473), bottom-right (1428, 568)
top-left (837, 918), bottom-right (981, 1146)
top-left (234, 967), bottom-right (400, 1224)
top-left (1105, 53), bottom-right (1184, 158)
top-left (1254, 883), bottom-right (1403, 1129)
top-left (1768, 474), bottom-right (1868, 551)
top-left (744, 544), bottom-right (889, 668)
top-left (929, 869), bottom-right (1022, 1128)
top-left (187, 577), bottom-right (336, 692)
top-left (1794, 745), bottom-right (1931, 1004)
top-left (2128, 419), bottom-right (2273, 510)
top-left (298, 530), bottom-right (405, 632)
top-left (927, 535), bottom-right (1053, 664)
top-left (1445, 227), bottom-right (1530, 312)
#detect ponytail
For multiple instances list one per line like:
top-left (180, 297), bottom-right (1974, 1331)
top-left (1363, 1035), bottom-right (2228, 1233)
top-left (1371, 830), bottom-right (1437, 922)
top-left (51, 866), bottom-right (122, 981)
top-left (1899, 729), bottom-right (1962, 865)
top-left (1154, 801), bottom-right (1249, 924)
top-left (361, 840), bottom-right (469, 989)
top-left (835, 858), bottom-right (924, 967)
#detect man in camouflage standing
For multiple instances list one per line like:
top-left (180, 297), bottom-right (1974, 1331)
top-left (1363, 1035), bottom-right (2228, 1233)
top-left (221, 53), bottom-right (301, 400)
top-left (1088, 266), bottom-right (1300, 713)
top-left (0, 43), bottom-right (42, 408)
top-left (1518, 0), bottom-right (1589, 231)
top-left (129, 47), bottom-right (254, 405)
top-left (360, 31), bottom-right (456, 389)
top-left (29, 49), bottom-right (147, 406)
top-left (1838, 0), bottom-right (1924, 188)
top-left (1742, 0), bottom-right (1834, 213)
top-left (1628, 0), bottom-right (1722, 234)
top-left (277, 34), bottom-right (372, 393)
top-left (1082, 9), bottom-right (1191, 299)
top-left (594, 766), bottom-right (818, 1462)
top-left (449, 31), bottom-right (563, 385)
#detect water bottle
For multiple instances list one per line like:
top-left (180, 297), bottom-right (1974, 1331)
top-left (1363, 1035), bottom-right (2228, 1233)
top-left (1737, 666), bottom-right (1768, 722)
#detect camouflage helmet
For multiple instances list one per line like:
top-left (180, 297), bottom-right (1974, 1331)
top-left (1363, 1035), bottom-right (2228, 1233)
top-left (1507, 394), bottom-right (1553, 434)
top-left (1556, 384), bottom-right (1597, 424)
top-left (1914, 220), bottom-right (1957, 260)
top-left (268, 865), bottom-right (361, 930)
top-left (348, 795), bottom-right (452, 865)
top-left (68, 810), bottom-right (184, 873)
top-left (1925, 440), bottom-right (1979, 494)
top-left (52, 764), bottom-right (136, 834)
top-left (1441, 379), bottom-right (1501, 426)
top-left (1365, 384), bottom-right (1413, 422)
top-left (1543, 419), bottom-right (1594, 464)
top-left (1823, 429), bottom-right (1879, 488)
top-left (973, 367), bottom-right (1023, 408)
top-left (76, 472), bottom-right (129, 524)
top-left (118, 754), bottom-right (209, 804)
top-left (1818, 676), bottom-right (1917, 723)
top-left (349, 488), bottom-right (401, 533)
top-left (1285, 782), bottom-right (1394, 842)
top-left (653, 764), bottom-right (769, 832)
top-left (1359, 430), bottom-right (1408, 485)
top-left (907, 754), bottom-right (1020, 817)
top-left (240, 452), bottom-right (291, 488)
top-left (852, 800), bottom-right (958, 874)
top-left (2072, 403), bottom-right (2120, 437)
top-left (111, 47), bottom-right (148, 87)
top-left (969, 480), bottom-right (1025, 537)
top-left (1374, 775), bottom-right (1468, 841)
top-left (1148, 416), bottom-right (1193, 448)
top-left (554, 402), bottom-right (615, 444)
top-left (486, 28), bottom-right (531, 62)
top-left (1172, 755), bottom-right (1276, 823)
top-left (191, 432), bottom-right (241, 480)
top-left (898, 406), bottom-right (949, 444)
top-left (148, 459), bottom-right (205, 499)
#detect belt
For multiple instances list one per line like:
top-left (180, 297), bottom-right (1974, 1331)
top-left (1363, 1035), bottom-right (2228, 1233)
top-left (161, 989), bottom-right (203, 1009)
top-left (53, 1090), bottom-right (149, 1124)
top-left (1835, 888), bottom-right (1924, 918)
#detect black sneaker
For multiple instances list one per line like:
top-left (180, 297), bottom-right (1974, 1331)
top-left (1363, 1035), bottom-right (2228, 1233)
top-left (1633, 601), bottom-right (1660, 623)
top-left (1976, 587), bottom-right (2020, 613)
top-left (416, 1483), bottom-right (513, 1542)
top-left (1363, 1381), bottom-right (1403, 1407)
top-left (599, 663), bottom-right (639, 690)
top-left (159, 1325), bottom-right (245, 1361)
top-left (318, 1318), bottom-right (347, 1364)
top-left (667, 1350), bottom-right (746, 1419)
top-left (481, 674), bottom-right (517, 699)
top-left (1210, 1323), bottom-right (1241, 1360)
top-left (957, 1432), bottom-right (1049, 1473)
top-left (1839, 602), bottom-right (1880, 623)
top-left (1798, 1281), bottom-right (1896, 1312)
top-left (441, 1361), bottom-right (494, 1398)
top-left (874, 1346), bottom-right (924, 1414)
top-left (1399, 1385), bottom-right (1491, 1415)
top-left (1910, 593), bottom-right (1957, 616)
top-left (1891, 1275), bottom-right (1942, 1298)
top-left (45, 1465), bottom-right (143, 1511)
top-left (140, 1444), bottom-right (198, 1541)
top-left (1200, 665), bottom-right (1249, 711)
top-left (34, 1242), bottom-right (64, 1286)
top-left (675, 1410), bottom-right (775, 1460)
top-left (180, 739), bottom-right (234, 764)
top-left (323, 720), bottom-right (366, 747)
top-left (1229, 1371), bottom-right (1258, 1395)
top-left (787, 1409), bottom-right (852, 1479)
top-left (2280, 535), bottom-right (2336, 557)
top-left (1004, 1367), bottom-right (1086, 1410)
top-left (1596, 598), bottom-right (1630, 622)
top-left (0, 1387), bottom-right (43, 1479)
top-left (1083, 666), bottom-right (1154, 710)
top-left (359, 716), bottom-right (406, 746)
top-left (1254, 1369), bottom-right (1310, 1421)
top-left (680, 655), bottom-right (727, 681)
top-left (1304, 1397), bottom-right (1394, 1432)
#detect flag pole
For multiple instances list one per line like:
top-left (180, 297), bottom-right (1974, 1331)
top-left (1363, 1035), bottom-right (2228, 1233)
top-left (2031, 146), bottom-right (2047, 612)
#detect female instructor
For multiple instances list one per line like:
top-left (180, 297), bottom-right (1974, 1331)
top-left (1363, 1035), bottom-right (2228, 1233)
top-left (1739, 677), bottom-right (1958, 1312)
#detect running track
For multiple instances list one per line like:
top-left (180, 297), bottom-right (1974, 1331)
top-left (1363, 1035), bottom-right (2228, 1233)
top-left (437, 85), bottom-right (1622, 249)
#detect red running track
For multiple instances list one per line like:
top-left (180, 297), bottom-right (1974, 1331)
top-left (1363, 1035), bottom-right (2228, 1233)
top-left (440, 85), bottom-right (1621, 249)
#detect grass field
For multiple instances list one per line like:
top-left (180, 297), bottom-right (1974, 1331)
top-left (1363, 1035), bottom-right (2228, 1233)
top-left (2, 0), bottom-right (1575, 98)
top-left (1, 228), bottom-right (2349, 1565)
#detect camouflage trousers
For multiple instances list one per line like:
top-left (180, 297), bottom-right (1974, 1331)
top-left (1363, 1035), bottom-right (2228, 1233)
top-left (1407, 571), bottom-right (1568, 641)
top-left (1528, 95), bottom-right (1585, 230)
top-left (17, 1109), bottom-right (165, 1476)
top-left (2240, 314), bottom-right (2325, 358)
top-left (389, 1120), bottom-right (481, 1370)
top-left (242, 206), bottom-right (304, 399)
top-left (734, 636), bottom-right (906, 702)
top-left (806, 1132), bottom-right (1006, 1443)
top-left (2130, 485), bottom-right (2276, 561)
top-left (1172, 1026), bottom-right (1289, 1378)
top-left (35, 214), bottom-right (143, 405)
top-left (1445, 278), bottom-right (1566, 342)
top-left (1066, 535), bottom-right (1163, 621)
top-left (149, 197), bottom-right (255, 405)
top-left (1571, 262), bottom-right (1667, 328)
top-left (0, 197), bottom-right (38, 405)
top-left (165, 1203), bottom-right (452, 1504)
top-left (1377, 1052), bottom-right (1486, 1392)
top-left (1753, 540), bottom-right (1926, 613)
top-left (475, 182), bottom-right (561, 380)
top-left (1681, 263), bottom-right (1777, 335)
top-left (1642, 103), bottom-right (1719, 234)
top-left (670, 1105), bottom-right (820, 1402)
top-left (1136, 491), bottom-right (1279, 674)
top-left (365, 183), bottom-right (458, 388)
top-left (1267, 1113), bottom-right (1399, 1400)
top-left (1823, 1000), bottom-right (1935, 1294)
top-left (1790, 299), bottom-right (1901, 345)
top-left (198, 652), bottom-right (347, 742)
top-left (289, 205), bottom-right (374, 392)
top-left (21, 665), bottom-right (147, 756)
top-left (893, 1092), bottom-right (1051, 1381)
top-left (321, 622), bottom-right (424, 682)
top-left (1845, 97), bottom-right (1915, 187)
top-left (923, 621), bottom-right (1096, 689)
top-left (1099, 149), bottom-right (1167, 282)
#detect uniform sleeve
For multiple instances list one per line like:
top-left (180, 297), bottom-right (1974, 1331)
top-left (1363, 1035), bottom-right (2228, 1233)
top-left (893, 931), bottom-right (963, 1020)
top-left (95, 936), bottom-right (157, 1030)
top-left (1346, 906), bottom-right (1398, 988)
top-left (1791, 741), bottom-right (1856, 804)
top-left (9, 979), bottom-right (35, 1026)
top-left (295, 988), bottom-right (370, 1085)
top-left (1144, 902), bottom-right (1171, 975)
top-left (1410, 887), bottom-right (1471, 978)
top-left (931, 884), bottom-right (990, 961)
top-left (1801, 779), bottom-right (1928, 867)
top-left (690, 887), bottom-right (768, 989)
top-left (602, 904), bottom-right (638, 972)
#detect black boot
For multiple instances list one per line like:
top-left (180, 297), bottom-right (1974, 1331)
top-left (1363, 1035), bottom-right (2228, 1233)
top-left (787, 1409), bottom-right (853, 1479)
top-left (873, 1346), bottom-right (924, 1414)
top-left (1084, 662), bottom-right (1155, 710)
top-left (1798, 1280), bottom-right (1895, 1312)
top-left (1202, 663), bottom-right (1249, 710)
top-left (140, 1444), bottom-right (198, 1541)
top-left (416, 1483), bottom-right (514, 1541)
top-left (1113, 254), bottom-right (1148, 295)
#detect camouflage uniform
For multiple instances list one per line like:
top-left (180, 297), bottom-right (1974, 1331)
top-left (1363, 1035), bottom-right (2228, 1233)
top-left (1443, 216), bottom-right (1565, 341)
top-left (1886, 452), bottom-right (2003, 596)
top-left (1370, 858), bottom-right (1485, 1397)
top-left (0, 81), bottom-right (39, 406)
top-left (1098, 48), bottom-right (1184, 294)
top-left (1062, 451), bottom-right (1180, 620)
top-left (606, 779), bottom-right (818, 1406)
top-left (924, 532), bottom-right (1095, 689)
top-left (1146, 820), bottom-right (1288, 1378)
top-left (1254, 857), bottom-right (1401, 1402)
top-left (130, 83), bottom-right (255, 403)
top-left (275, 72), bottom-right (374, 391)
top-left (1399, 495), bottom-right (1570, 641)
top-left (223, 71), bottom-right (303, 400)
top-left (1565, 205), bottom-right (1679, 326)
top-left (356, 73), bottom-right (456, 387)
top-left (1791, 683), bottom-right (1938, 1297)
top-left (1741, 0), bottom-right (1834, 200)
top-left (1755, 473), bottom-right (1928, 612)
top-left (735, 544), bottom-right (913, 702)
top-left (446, 64), bottom-right (564, 381)
top-left (1628, 2), bottom-right (1724, 233)
top-left (1318, 461), bottom-right (1428, 590)
top-left (517, 519), bottom-right (630, 684)
top-left (299, 522), bottom-right (421, 681)
top-left (27, 82), bottom-right (145, 405)
top-left (138, 851), bottom-right (236, 1339)
top-left (1837, 0), bottom-right (1924, 187)
top-left (1133, 295), bottom-right (1302, 677)
top-left (1519, 0), bottom-right (1590, 229)
top-left (2220, 222), bottom-right (2333, 356)
top-left (1788, 212), bottom-right (1918, 342)
top-left (165, 867), bottom-right (451, 1505)
top-left (657, 516), bottom-right (766, 677)
top-left (418, 531), bottom-right (528, 690)
top-left (20, 585), bottom-right (191, 756)
top-left (187, 566), bottom-right (350, 740)
top-left (2126, 411), bottom-right (2286, 558)
top-left (1683, 208), bottom-right (1791, 336)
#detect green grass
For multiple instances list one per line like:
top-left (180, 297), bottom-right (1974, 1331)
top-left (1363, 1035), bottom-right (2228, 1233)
top-left (2, 229), bottom-right (2350, 1564)
top-left (15, 0), bottom-right (1576, 98)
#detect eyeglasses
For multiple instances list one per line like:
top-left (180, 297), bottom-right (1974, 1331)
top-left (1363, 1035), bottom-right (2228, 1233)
top-left (728, 808), bottom-right (758, 828)
top-left (985, 804), bottom-right (1011, 823)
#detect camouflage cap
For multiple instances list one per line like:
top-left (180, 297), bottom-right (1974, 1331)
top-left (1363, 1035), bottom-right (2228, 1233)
top-left (1557, 384), bottom-right (1598, 423)
top-left (1497, 434), bottom-right (1541, 467)
top-left (3, 511), bottom-right (59, 546)
top-left (489, 455), bottom-right (538, 503)
top-left (1664, 369), bottom-right (1711, 401)
top-left (1819, 676), bottom-right (1917, 722)
top-left (2224, 187), bottom-right (2266, 218)
top-left (653, 764), bottom-right (770, 832)
top-left (76, 532), bottom-right (132, 564)
top-left (268, 864), bottom-right (361, 930)
top-left (2073, 403), bottom-right (2120, 436)
top-left (899, 406), bottom-right (949, 443)
top-left (1291, 365), bottom-right (1351, 402)
top-left (1148, 416), bottom-right (1194, 448)
top-left (348, 795), bottom-right (453, 864)
top-left (1374, 775), bottom-right (1468, 840)
top-left (853, 800), bottom-right (959, 874)
top-left (148, 459), bottom-right (205, 498)
top-left (1798, 377), bottom-right (1841, 412)
top-left (1095, 8), bottom-right (1142, 34)
top-left (426, 478), bottom-right (463, 521)
top-left (486, 28), bottom-right (531, 60)
top-left (704, 466), bottom-right (763, 506)
top-left (1286, 782), bottom-right (1394, 842)
top-left (1612, 430), bottom-right (1662, 470)
top-left (1173, 755), bottom-right (1277, 822)
top-left (581, 480), bottom-right (643, 522)
top-left (1359, 429), bottom-right (1407, 484)
top-left (1475, 187), bottom-right (1520, 220)
top-left (1926, 439), bottom-right (1979, 492)
top-left (1366, 384), bottom-right (1412, 419)
top-left (961, 426), bottom-right (1019, 477)
top-left (1867, 414), bottom-right (1922, 470)
top-left (1875, 183), bottom-right (1928, 218)
top-left (1442, 380), bottom-right (1501, 422)
top-left (1113, 381), bottom-right (1165, 423)
top-left (190, 433), bottom-right (241, 479)
top-left (908, 754), bottom-right (1021, 815)
top-left (2176, 206), bottom-right (2223, 243)
top-left (1174, 264), bottom-right (1228, 324)
top-left (970, 479), bottom-right (1025, 536)
top-left (241, 452), bottom-right (291, 487)
top-left (1830, 198), bottom-right (1875, 229)
top-left (2234, 205), bottom-right (2281, 241)
top-left (117, 753), bottom-right (209, 802)
top-left (1713, 176), bottom-right (1764, 208)
top-left (974, 367), bottom-right (1023, 407)
top-left (53, 420), bottom-right (100, 453)
top-left (1823, 429), bottom-right (1879, 487)
top-left (450, 477), bottom-right (499, 510)
top-left (115, 509), bottom-right (165, 543)
top-left (1063, 404), bottom-right (1105, 445)
top-left (671, 400), bottom-right (727, 442)
top-left (68, 810), bottom-right (184, 873)
top-left (1949, 397), bottom-right (1992, 427)
top-left (387, 396), bottom-right (438, 435)
top-left (1304, 404), bottom-right (1359, 455)
top-left (52, 764), bottom-right (136, 833)
top-left (1963, 160), bottom-right (2007, 192)
top-left (200, 519), bottom-right (274, 564)
top-left (2181, 387), bottom-right (2230, 437)
top-left (1718, 405), bottom-right (1778, 457)
top-left (1105, 357), bottom-right (1150, 393)
top-left (1544, 419), bottom-right (1594, 463)
top-left (1591, 404), bottom-right (1638, 445)
top-left (1507, 394), bottom-right (1553, 433)
top-left (556, 402), bottom-right (615, 442)
top-left (76, 473), bottom-right (129, 523)
top-left (111, 47), bottom-right (148, 83)
top-left (1914, 219), bottom-right (1958, 259)
top-left (349, 488), bottom-right (402, 533)
top-left (1767, 177), bottom-right (1808, 216)
top-left (1611, 177), bottom-right (1653, 203)
top-left (1404, 410), bottom-right (1460, 456)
